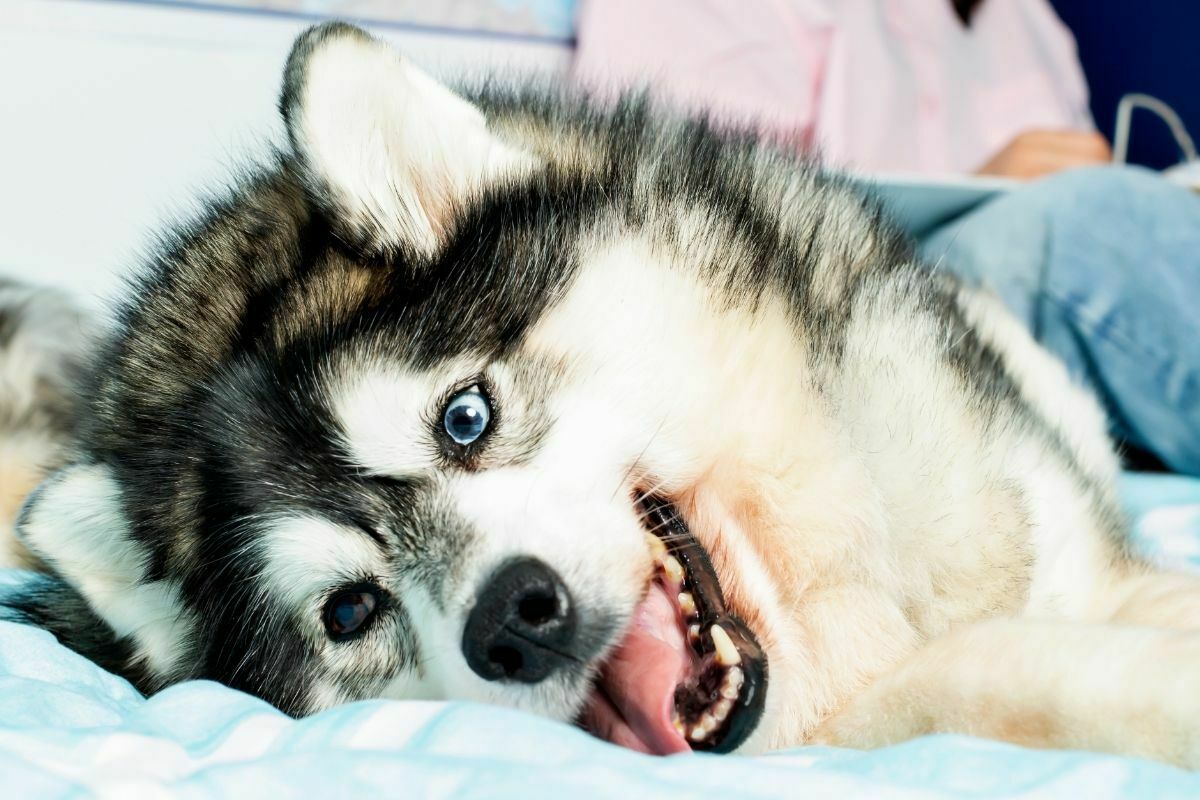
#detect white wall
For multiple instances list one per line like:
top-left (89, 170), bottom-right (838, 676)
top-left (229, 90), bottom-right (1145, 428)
top-left (0, 0), bottom-right (571, 307)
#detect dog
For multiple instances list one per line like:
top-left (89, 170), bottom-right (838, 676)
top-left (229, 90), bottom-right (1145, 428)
top-left (4, 22), bottom-right (1200, 764)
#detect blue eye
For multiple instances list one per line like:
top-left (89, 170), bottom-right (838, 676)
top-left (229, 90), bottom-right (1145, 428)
top-left (443, 388), bottom-right (491, 445)
top-left (324, 589), bottom-right (378, 639)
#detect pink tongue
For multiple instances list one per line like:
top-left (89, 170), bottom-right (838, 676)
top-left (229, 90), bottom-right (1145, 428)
top-left (599, 582), bottom-right (692, 754)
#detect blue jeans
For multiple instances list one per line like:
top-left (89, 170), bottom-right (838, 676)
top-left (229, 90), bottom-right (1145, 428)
top-left (920, 166), bottom-right (1200, 475)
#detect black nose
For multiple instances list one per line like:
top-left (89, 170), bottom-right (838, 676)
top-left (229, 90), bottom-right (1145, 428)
top-left (462, 557), bottom-right (578, 684)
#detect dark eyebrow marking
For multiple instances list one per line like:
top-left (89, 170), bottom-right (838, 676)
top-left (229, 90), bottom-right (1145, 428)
top-left (355, 521), bottom-right (389, 548)
top-left (344, 473), bottom-right (421, 548)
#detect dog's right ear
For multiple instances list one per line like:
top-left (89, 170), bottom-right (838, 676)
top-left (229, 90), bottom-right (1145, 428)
top-left (279, 22), bottom-right (536, 258)
top-left (10, 463), bottom-right (193, 687)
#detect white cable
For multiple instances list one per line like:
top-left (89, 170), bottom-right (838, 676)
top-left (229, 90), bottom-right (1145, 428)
top-left (1112, 93), bottom-right (1198, 165)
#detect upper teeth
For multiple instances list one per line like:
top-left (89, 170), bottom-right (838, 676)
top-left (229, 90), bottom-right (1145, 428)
top-left (710, 623), bottom-right (741, 667)
top-left (662, 554), bottom-right (685, 583)
top-left (645, 533), bottom-right (667, 560)
top-left (678, 591), bottom-right (696, 616)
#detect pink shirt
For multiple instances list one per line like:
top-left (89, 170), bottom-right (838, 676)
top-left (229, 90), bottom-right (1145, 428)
top-left (572, 0), bottom-right (1094, 175)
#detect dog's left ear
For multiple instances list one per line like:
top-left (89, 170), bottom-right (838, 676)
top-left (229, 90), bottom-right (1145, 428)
top-left (281, 22), bottom-right (536, 257)
top-left (8, 463), bottom-right (192, 688)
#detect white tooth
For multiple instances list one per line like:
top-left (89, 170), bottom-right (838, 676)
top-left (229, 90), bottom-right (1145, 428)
top-left (672, 714), bottom-right (685, 735)
top-left (662, 555), bottom-right (685, 583)
top-left (688, 624), bottom-right (701, 644)
top-left (677, 592), bottom-right (696, 615)
top-left (689, 723), bottom-right (710, 742)
top-left (713, 698), bottom-right (733, 720)
top-left (646, 534), bottom-right (667, 559)
top-left (720, 666), bottom-right (745, 698)
top-left (710, 624), bottom-right (741, 666)
top-left (699, 712), bottom-right (718, 733)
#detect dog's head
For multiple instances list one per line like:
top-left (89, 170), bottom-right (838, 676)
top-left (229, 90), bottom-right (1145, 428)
top-left (10, 24), bottom-right (775, 755)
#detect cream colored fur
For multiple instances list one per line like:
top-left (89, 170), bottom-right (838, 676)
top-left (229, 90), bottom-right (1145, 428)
top-left (518, 232), bottom-right (1200, 764)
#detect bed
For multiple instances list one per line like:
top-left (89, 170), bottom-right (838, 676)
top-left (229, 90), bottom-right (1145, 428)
top-left (1, 474), bottom-right (1199, 797)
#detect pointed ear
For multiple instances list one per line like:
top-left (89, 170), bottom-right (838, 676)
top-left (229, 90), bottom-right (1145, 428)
top-left (1, 572), bottom-right (143, 686)
top-left (280, 22), bottom-right (537, 257)
top-left (13, 463), bottom-right (193, 683)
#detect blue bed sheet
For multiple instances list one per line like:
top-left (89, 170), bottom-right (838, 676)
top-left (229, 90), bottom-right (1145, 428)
top-left (2, 474), bottom-right (1199, 798)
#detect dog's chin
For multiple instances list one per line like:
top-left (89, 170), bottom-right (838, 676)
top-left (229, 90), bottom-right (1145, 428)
top-left (574, 496), bottom-right (768, 755)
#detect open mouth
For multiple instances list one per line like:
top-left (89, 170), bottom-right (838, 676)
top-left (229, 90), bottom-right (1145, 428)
top-left (577, 495), bottom-right (768, 755)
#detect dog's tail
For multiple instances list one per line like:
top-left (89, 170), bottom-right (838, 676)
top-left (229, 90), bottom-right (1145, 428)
top-left (0, 280), bottom-right (91, 569)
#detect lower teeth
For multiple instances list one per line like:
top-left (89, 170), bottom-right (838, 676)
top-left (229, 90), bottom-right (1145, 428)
top-left (723, 666), bottom-right (744, 694)
top-left (649, 527), bottom-right (747, 746)
top-left (678, 591), bottom-right (696, 615)
top-left (675, 662), bottom-right (746, 744)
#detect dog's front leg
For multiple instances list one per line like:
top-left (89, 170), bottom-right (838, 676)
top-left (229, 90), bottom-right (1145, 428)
top-left (811, 618), bottom-right (1200, 768)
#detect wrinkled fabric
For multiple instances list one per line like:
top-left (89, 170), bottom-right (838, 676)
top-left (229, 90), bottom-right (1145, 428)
top-left (0, 473), bottom-right (1198, 798)
top-left (922, 166), bottom-right (1200, 475)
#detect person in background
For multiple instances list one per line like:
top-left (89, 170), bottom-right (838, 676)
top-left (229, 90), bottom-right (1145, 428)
top-left (572, 0), bottom-right (1112, 179)
top-left (573, 0), bottom-right (1200, 476)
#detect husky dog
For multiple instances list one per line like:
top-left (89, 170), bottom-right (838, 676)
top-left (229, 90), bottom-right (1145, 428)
top-left (6, 23), bottom-right (1200, 763)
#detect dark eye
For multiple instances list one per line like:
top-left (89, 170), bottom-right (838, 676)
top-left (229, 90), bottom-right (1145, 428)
top-left (443, 387), bottom-right (491, 445)
top-left (324, 588), bottom-right (378, 639)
